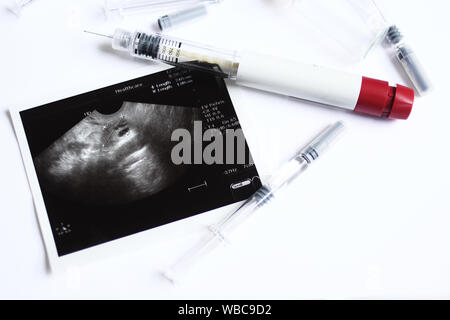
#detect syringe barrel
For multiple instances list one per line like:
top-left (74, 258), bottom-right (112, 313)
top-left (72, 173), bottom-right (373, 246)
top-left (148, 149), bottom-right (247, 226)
top-left (111, 29), bottom-right (240, 78)
top-left (213, 122), bottom-right (345, 239)
top-left (266, 121), bottom-right (345, 192)
top-left (235, 52), bottom-right (414, 120)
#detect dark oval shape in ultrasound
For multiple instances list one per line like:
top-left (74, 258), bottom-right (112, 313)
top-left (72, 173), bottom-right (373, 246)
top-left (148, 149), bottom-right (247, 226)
top-left (34, 101), bottom-right (199, 205)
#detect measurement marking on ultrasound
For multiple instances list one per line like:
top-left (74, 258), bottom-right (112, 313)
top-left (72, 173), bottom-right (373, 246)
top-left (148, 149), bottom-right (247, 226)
top-left (188, 181), bottom-right (208, 192)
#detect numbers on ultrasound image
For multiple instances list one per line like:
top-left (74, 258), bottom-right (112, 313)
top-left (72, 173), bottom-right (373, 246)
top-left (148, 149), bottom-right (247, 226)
top-left (201, 101), bottom-right (234, 130)
top-left (167, 69), bottom-right (194, 87)
top-left (220, 116), bottom-right (239, 130)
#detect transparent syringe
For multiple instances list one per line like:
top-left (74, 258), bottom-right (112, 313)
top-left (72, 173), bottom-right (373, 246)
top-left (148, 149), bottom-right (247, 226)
top-left (85, 29), bottom-right (415, 119)
top-left (104, 0), bottom-right (221, 19)
top-left (163, 121), bottom-right (345, 283)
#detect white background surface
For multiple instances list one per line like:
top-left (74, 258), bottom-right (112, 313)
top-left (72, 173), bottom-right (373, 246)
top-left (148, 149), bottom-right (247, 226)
top-left (0, 0), bottom-right (449, 299)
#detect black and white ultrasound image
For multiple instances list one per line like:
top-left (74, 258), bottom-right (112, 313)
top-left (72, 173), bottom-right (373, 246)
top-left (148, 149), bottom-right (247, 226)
top-left (20, 66), bottom-right (261, 256)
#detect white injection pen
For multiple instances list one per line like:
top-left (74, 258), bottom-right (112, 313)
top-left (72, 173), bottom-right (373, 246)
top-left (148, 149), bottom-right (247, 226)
top-left (164, 121), bottom-right (345, 283)
top-left (86, 29), bottom-right (414, 119)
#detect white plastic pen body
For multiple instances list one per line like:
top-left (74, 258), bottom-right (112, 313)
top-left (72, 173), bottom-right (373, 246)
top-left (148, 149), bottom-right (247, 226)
top-left (87, 29), bottom-right (415, 119)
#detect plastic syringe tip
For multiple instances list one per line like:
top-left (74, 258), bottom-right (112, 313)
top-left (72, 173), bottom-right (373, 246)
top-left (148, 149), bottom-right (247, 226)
top-left (111, 29), bottom-right (133, 52)
top-left (83, 29), bottom-right (132, 53)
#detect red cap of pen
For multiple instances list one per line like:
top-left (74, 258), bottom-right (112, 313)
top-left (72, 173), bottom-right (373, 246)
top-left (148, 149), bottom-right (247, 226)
top-left (354, 77), bottom-right (414, 120)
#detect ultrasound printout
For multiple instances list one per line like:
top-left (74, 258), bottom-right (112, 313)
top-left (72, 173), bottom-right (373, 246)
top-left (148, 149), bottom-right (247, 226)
top-left (13, 66), bottom-right (260, 263)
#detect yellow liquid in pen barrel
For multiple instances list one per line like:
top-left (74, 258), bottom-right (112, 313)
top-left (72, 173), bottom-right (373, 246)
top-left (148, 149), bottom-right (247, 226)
top-left (157, 37), bottom-right (239, 77)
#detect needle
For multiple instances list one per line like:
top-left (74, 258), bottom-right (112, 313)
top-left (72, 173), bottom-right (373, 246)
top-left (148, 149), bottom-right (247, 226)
top-left (83, 30), bottom-right (113, 39)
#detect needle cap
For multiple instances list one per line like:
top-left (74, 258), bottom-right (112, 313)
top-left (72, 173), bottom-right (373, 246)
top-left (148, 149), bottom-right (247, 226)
top-left (354, 77), bottom-right (414, 120)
